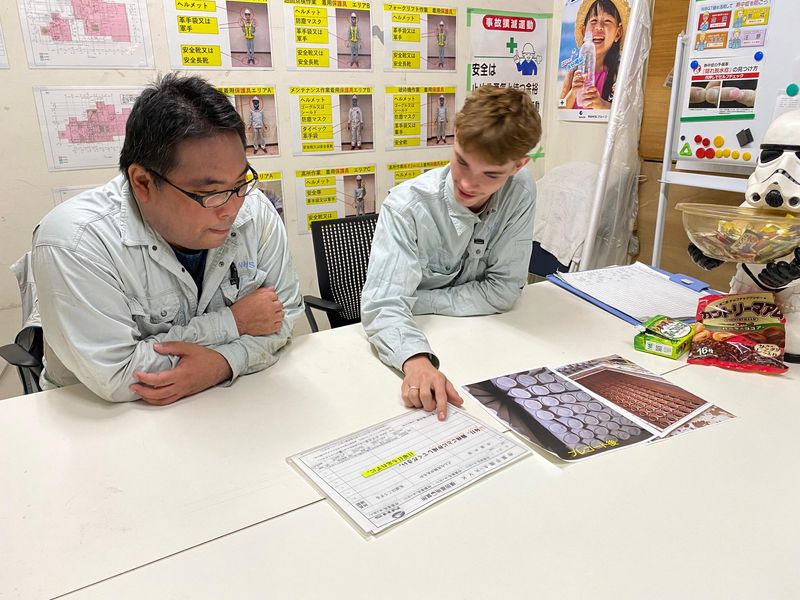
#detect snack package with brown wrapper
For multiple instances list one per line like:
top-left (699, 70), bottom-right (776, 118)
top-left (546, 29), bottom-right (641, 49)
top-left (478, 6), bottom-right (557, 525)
top-left (689, 293), bottom-right (788, 373)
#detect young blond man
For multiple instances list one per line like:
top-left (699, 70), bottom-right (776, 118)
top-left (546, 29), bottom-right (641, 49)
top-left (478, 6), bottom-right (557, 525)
top-left (361, 85), bottom-right (542, 420)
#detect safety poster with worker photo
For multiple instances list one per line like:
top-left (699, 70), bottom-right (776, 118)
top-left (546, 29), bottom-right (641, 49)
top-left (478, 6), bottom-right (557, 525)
top-left (295, 165), bottom-right (377, 234)
top-left (163, 0), bottom-right (274, 69)
top-left (283, 0), bottom-right (372, 70)
top-left (384, 86), bottom-right (456, 150)
top-left (382, 3), bottom-right (456, 71)
top-left (217, 86), bottom-right (280, 157)
top-left (288, 86), bottom-right (374, 155)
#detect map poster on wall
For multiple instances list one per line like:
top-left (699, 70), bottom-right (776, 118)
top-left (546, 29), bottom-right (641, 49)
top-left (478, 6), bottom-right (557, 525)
top-left (295, 165), bottom-right (376, 233)
top-left (217, 86), bottom-right (280, 156)
top-left (256, 171), bottom-right (285, 224)
top-left (467, 9), bottom-right (549, 117)
top-left (385, 86), bottom-right (456, 150)
top-left (52, 184), bottom-right (98, 206)
top-left (289, 86), bottom-right (374, 155)
top-left (387, 159), bottom-right (448, 185)
top-left (0, 23), bottom-right (8, 68)
top-left (17, 0), bottom-right (154, 68)
top-left (34, 87), bottom-right (143, 171)
top-left (556, 0), bottom-right (633, 122)
top-left (283, 0), bottom-right (371, 70)
top-left (382, 3), bottom-right (456, 71)
top-left (164, 0), bottom-right (274, 69)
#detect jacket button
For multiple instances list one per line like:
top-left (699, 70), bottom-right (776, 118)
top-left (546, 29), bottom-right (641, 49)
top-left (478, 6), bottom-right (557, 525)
top-left (152, 245), bottom-right (157, 251)
top-left (160, 310), bottom-right (167, 317)
top-left (218, 261), bottom-right (224, 267)
top-left (231, 232), bottom-right (237, 237)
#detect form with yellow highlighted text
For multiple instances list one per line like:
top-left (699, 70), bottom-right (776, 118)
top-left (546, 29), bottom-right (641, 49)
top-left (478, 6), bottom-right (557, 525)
top-left (289, 408), bottom-right (530, 534)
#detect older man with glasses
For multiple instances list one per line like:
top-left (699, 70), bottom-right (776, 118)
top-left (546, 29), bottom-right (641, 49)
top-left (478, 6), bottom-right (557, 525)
top-left (31, 73), bottom-right (303, 404)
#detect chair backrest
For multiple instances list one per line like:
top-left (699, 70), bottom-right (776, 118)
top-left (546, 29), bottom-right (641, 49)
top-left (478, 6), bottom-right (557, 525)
top-left (0, 326), bottom-right (44, 395)
top-left (310, 214), bottom-right (378, 328)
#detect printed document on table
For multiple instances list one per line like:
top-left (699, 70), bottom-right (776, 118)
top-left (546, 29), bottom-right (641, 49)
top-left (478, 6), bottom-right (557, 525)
top-left (289, 408), bottom-right (530, 534)
top-left (555, 262), bottom-right (704, 321)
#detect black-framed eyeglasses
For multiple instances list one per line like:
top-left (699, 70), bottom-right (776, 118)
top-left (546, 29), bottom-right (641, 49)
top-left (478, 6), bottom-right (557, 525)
top-left (149, 165), bottom-right (259, 208)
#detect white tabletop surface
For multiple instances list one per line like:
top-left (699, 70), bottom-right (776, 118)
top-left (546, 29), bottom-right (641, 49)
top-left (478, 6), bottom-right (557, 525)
top-left (64, 363), bottom-right (800, 600)
top-left (0, 283), bottom-right (720, 598)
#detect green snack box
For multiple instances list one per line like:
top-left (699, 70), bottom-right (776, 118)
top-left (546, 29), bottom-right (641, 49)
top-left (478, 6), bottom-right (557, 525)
top-left (633, 315), bottom-right (695, 360)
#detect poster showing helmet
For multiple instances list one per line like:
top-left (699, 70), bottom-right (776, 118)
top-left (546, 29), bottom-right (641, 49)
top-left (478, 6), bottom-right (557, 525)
top-left (556, 0), bottom-right (632, 122)
top-left (466, 9), bottom-right (548, 122)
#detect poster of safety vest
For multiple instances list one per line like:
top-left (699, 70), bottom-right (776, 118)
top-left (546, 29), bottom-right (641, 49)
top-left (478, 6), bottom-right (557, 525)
top-left (385, 86), bottom-right (456, 150)
top-left (217, 86), bottom-right (280, 156)
top-left (556, 0), bottom-right (632, 122)
top-left (295, 165), bottom-right (376, 233)
top-left (283, 0), bottom-right (372, 70)
top-left (164, 0), bottom-right (274, 69)
top-left (289, 86), bottom-right (374, 155)
top-left (387, 160), bottom-right (449, 185)
top-left (256, 171), bottom-right (285, 224)
top-left (467, 9), bottom-right (549, 119)
top-left (382, 3), bottom-right (456, 71)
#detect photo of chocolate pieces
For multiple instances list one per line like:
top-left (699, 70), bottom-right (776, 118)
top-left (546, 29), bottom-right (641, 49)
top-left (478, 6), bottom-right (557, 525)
top-left (568, 365), bottom-right (707, 432)
top-left (464, 368), bottom-right (652, 461)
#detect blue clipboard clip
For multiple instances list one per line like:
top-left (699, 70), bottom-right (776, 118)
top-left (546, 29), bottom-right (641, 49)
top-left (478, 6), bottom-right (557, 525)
top-left (546, 266), bottom-right (718, 326)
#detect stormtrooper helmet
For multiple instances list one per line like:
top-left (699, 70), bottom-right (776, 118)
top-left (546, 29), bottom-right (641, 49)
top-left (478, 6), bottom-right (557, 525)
top-left (438, 95), bottom-right (445, 104)
top-left (351, 95), bottom-right (358, 106)
top-left (355, 174), bottom-right (363, 182)
top-left (251, 96), bottom-right (260, 109)
top-left (350, 12), bottom-right (357, 23)
top-left (439, 21), bottom-right (444, 27)
top-left (243, 8), bottom-right (252, 17)
top-left (746, 109), bottom-right (800, 211)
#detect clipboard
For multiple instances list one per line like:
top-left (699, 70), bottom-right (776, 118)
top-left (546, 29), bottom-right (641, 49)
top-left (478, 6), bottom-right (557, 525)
top-left (546, 263), bottom-right (717, 326)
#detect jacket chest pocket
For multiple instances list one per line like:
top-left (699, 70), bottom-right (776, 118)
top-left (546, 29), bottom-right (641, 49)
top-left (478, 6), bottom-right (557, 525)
top-left (424, 255), bottom-right (462, 277)
top-left (126, 293), bottom-right (183, 337)
top-left (219, 268), bottom-right (269, 305)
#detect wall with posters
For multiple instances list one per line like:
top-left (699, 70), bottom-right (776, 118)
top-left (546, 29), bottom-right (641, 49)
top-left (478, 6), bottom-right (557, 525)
top-left (0, 0), bottom-right (557, 399)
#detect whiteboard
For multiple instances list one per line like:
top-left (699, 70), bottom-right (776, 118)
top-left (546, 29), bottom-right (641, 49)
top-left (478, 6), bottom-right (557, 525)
top-left (672, 0), bottom-right (800, 174)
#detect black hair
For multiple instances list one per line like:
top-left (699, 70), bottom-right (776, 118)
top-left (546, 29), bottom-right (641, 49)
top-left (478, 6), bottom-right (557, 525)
top-left (119, 73), bottom-right (246, 181)
top-left (584, 0), bottom-right (622, 101)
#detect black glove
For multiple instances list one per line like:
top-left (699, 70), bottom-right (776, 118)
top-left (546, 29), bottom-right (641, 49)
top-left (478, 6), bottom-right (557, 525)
top-left (758, 247), bottom-right (800, 289)
top-left (687, 243), bottom-right (724, 270)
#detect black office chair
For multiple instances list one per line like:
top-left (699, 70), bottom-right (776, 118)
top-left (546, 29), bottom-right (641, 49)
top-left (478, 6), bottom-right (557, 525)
top-left (304, 214), bottom-right (379, 332)
top-left (0, 325), bottom-right (44, 395)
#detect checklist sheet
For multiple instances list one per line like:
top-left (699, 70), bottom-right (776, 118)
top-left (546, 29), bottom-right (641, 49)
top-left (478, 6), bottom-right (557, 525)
top-left (289, 408), bottom-right (529, 534)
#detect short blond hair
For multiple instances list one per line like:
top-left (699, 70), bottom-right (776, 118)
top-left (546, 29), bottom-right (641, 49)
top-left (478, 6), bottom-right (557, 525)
top-left (454, 86), bottom-right (542, 164)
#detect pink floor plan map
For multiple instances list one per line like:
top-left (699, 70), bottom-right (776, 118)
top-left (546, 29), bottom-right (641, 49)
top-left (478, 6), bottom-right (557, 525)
top-left (18, 0), bottom-right (153, 67)
top-left (35, 87), bottom-right (143, 171)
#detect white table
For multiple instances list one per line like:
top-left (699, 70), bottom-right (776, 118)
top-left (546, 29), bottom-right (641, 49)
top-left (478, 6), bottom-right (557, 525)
top-left (64, 363), bottom-right (800, 600)
top-left (0, 283), bottom-right (750, 598)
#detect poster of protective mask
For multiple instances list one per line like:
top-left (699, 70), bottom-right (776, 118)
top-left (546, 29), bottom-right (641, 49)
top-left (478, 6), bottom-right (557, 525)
top-left (295, 165), bottom-right (376, 233)
top-left (256, 171), bottom-right (285, 224)
top-left (382, 3), bottom-right (456, 71)
top-left (217, 86), bottom-right (280, 156)
top-left (556, 0), bottom-right (632, 122)
top-left (283, 0), bottom-right (372, 70)
top-left (466, 9), bottom-right (549, 146)
top-left (675, 0), bottom-right (800, 172)
top-left (164, 0), bottom-right (274, 69)
top-left (384, 86), bottom-right (456, 149)
top-left (387, 159), bottom-right (449, 185)
top-left (289, 86), bottom-right (374, 154)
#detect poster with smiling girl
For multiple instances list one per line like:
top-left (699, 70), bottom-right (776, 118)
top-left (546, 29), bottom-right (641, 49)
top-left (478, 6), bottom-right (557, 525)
top-left (557, 0), bottom-right (632, 121)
